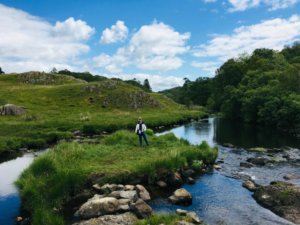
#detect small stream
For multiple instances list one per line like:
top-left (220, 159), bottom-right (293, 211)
top-left (0, 117), bottom-right (299, 225)
top-left (153, 117), bottom-right (300, 225)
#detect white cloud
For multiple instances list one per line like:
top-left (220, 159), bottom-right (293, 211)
top-left (191, 61), bottom-right (221, 73)
top-left (194, 15), bottom-right (300, 62)
top-left (0, 4), bottom-right (95, 73)
top-left (94, 21), bottom-right (190, 73)
top-left (53, 17), bottom-right (95, 40)
top-left (108, 73), bottom-right (184, 91)
top-left (228, 0), bottom-right (299, 11)
top-left (100, 20), bottom-right (128, 44)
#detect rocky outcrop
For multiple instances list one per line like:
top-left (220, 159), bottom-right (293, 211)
top-left (0, 104), bottom-right (26, 116)
top-left (253, 181), bottom-right (300, 224)
top-left (73, 212), bottom-right (138, 225)
top-left (242, 180), bottom-right (259, 192)
top-left (75, 183), bottom-right (152, 222)
top-left (168, 188), bottom-right (192, 206)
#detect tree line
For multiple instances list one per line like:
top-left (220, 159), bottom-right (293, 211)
top-left (161, 43), bottom-right (300, 133)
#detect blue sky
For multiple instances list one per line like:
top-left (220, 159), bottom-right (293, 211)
top-left (0, 0), bottom-right (300, 90)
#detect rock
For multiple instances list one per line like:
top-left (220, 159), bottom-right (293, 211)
top-left (242, 180), bottom-right (257, 192)
top-left (72, 212), bottom-right (138, 225)
top-left (283, 174), bottom-right (299, 180)
top-left (0, 104), bottom-right (26, 116)
top-left (253, 181), bottom-right (300, 224)
top-left (16, 216), bottom-right (23, 222)
top-left (213, 164), bottom-right (221, 170)
top-left (130, 199), bottom-right (152, 219)
top-left (181, 169), bottom-right (195, 179)
top-left (176, 209), bottom-right (188, 216)
top-left (118, 198), bottom-right (131, 205)
top-left (248, 147), bottom-right (267, 152)
top-left (124, 185), bottom-right (135, 191)
top-left (99, 184), bottom-right (119, 193)
top-left (93, 184), bottom-right (102, 191)
top-left (136, 185), bottom-right (151, 201)
top-left (120, 190), bottom-right (138, 201)
top-left (166, 172), bottom-right (183, 187)
top-left (240, 162), bottom-right (254, 168)
top-left (157, 180), bottom-right (167, 188)
top-left (108, 191), bottom-right (121, 198)
top-left (223, 143), bottom-right (235, 148)
top-left (176, 221), bottom-right (194, 225)
top-left (74, 197), bottom-right (119, 219)
top-left (246, 157), bottom-right (268, 166)
top-left (168, 188), bottom-right (192, 206)
top-left (186, 211), bottom-right (202, 223)
top-left (187, 177), bottom-right (195, 184)
top-left (117, 204), bottom-right (130, 212)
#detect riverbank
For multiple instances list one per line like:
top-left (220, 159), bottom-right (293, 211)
top-left (16, 130), bottom-right (217, 225)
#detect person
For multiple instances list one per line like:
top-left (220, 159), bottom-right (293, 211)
top-left (135, 117), bottom-right (149, 146)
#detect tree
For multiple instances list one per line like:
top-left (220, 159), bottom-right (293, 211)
top-left (0, 67), bottom-right (4, 74)
top-left (143, 79), bottom-right (152, 92)
top-left (50, 67), bottom-right (57, 73)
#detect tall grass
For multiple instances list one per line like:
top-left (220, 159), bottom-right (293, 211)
top-left (16, 131), bottom-right (217, 225)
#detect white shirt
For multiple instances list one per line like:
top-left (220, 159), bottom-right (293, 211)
top-left (135, 123), bottom-right (147, 134)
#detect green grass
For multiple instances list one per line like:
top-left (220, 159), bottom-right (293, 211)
top-left (0, 73), bottom-right (206, 156)
top-left (134, 214), bottom-right (195, 225)
top-left (16, 130), bottom-right (217, 225)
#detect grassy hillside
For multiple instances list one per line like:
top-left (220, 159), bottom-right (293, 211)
top-left (0, 72), bottom-right (205, 156)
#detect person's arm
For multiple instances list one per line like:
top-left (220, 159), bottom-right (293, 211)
top-left (135, 124), bottom-right (138, 133)
top-left (143, 124), bottom-right (147, 132)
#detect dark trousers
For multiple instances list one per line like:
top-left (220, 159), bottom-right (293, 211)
top-left (138, 132), bottom-right (149, 146)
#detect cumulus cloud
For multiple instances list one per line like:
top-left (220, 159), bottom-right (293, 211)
top-left (192, 15), bottom-right (300, 75)
top-left (204, 0), bottom-right (299, 11)
top-left (194, 15), bottom-right (300, 62)
top-left (108, 73), bottom-right (184, 91)
top-left (100, 20), bottom-right (128, 44)
top-left (0, 4), bottom-right (95, 73)
top-left (94, 21), bottom-right (190, 73)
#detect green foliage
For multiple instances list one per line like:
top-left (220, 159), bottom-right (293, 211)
top-left (161, 43), bottom-right (300, 132)
top-left (146, 128), bottom-right (154, 136)
top-left (57, 69), bottom-right (107, 82)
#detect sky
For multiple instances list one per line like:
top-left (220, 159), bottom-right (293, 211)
top-left (0, 0), bottom-right (300, 91)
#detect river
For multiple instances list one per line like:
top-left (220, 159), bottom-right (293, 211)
top-left (0, 117), bottom-right (299, 225)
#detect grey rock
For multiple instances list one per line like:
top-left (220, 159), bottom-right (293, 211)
top-left (136, 184), bottom-right (151, 201)
top-left (130, 199), bottom-right (152, 219)
top-left (240, 162), bottom-right (254, 168)
top-left (124, 185), bottom-right (135, 191)
top-left (157, 181), bottom-right (167, 188)
top-left (74, 197), bottom-right (119, 219)
top-left (168, 188), bottom-right (192, 206)
top-left (176, 209), bottom-right (188, 216)
top-left (120, 190), bottom-right (138, 201)
top-left (0, 104), bottom-right (26, 116)
top-left (283, 174), bottom-right (300, 180)
top-left (186, 211), bottom-right (202, 223)
top-left (242, 180), bottom-right (257, 192)
top-left (72, 212), bottom-right (138, 225)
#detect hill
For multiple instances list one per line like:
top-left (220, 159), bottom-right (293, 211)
top-left (0, 72), bottom-right (204, 157)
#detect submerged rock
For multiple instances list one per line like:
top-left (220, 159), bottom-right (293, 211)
top-left (0, 104), bottom-right (26, 116)
top-left (246, 157), bottom-right (269, 166)
top-left (240, 162), bottom-right (254, 168)
top-left (253, 181), bottom-right (300, 224)
top-left (73, 212), bottom-right (138, 225)
top-left (283, 174), bottom-right (300, 180)
top-left (168, 188), bottom-right (192, 206)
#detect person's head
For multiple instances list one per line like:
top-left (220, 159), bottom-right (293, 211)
top-left (138, 117), bottom-right (142, 123)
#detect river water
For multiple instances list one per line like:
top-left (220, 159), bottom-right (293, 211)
top-left (152, 117), bottom-right (300, 225)
top-left (0, 117), bottom-right (299, 225)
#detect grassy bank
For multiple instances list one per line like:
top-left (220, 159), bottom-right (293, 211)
top-left (0, 73), bottom-right (206, 157)
top-left (16, 130), bottom-right (217, 225)
top-left (134, 214), bottom-right (195, 225)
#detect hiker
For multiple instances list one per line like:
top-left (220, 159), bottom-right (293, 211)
top-left (135, 117), bottom-right (149, 146)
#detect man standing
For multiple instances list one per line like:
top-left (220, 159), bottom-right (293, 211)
top-left (135, 117), bottom-right (149, 146)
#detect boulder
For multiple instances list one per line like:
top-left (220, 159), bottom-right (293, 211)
top-left (240, 162), bottom-right (254, 168)
top-left (136, 185), bottom-right (151, 201)
top-left (156, 180), bottom-right (167, 188)
top-left (253, 181), bottom-right (300, 224)
top-left (283, 174), bottom-right (299, 180)
top-left (186, 211), bottom-right (202, 224)
top-left (0, 104), bottom-right (26, 116)
top-left (242, 180), bottom-right (258, 192)
top-left (168, 188), bottom-right (192, 206)
top-left (124, 185), bottom-right (135, 191)
top-left (166, 172), bottom-right (183, 187)
top-left (119, 190), bottom-right (138, 201)
top-left (246, 157), bottom-right (268, 166)
top-left (99, 184), bottom-right (119, 193)
top-left (74, 196), bottom-right (119, 219)
top-left (130, 199), bottom-right (152, 219)
top-left (72, 212), bottom-right (138, 225)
